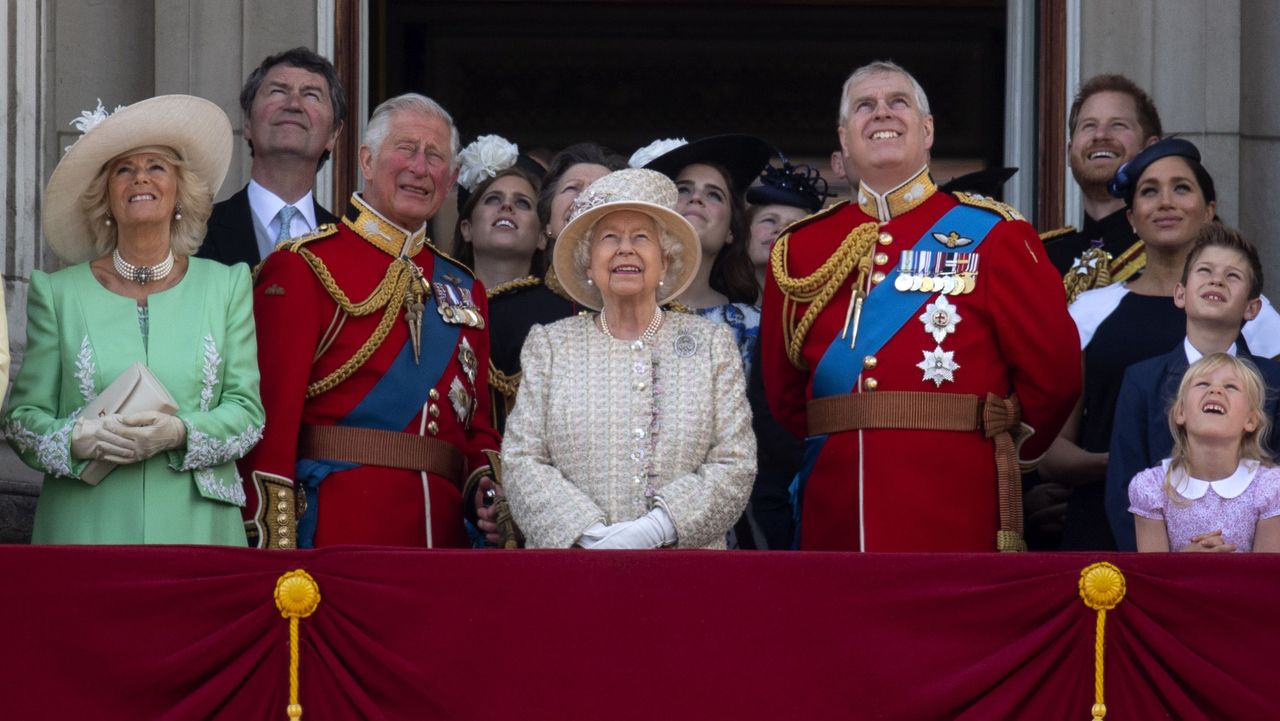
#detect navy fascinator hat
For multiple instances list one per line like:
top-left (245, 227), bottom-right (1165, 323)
top-left (746, 154), bottom-right (833, 213)
top-left (1107, 137), bottom-right (1215, 208)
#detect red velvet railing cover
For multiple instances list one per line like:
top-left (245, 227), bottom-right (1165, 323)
top-left (0, 547), bottom-right (1272, 720)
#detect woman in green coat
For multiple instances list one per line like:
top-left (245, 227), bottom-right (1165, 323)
top-left (3, 95), bottom-right (264, 545)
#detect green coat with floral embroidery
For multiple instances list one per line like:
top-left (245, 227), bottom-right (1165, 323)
top-left (3, 259), bottom-right (264, 545)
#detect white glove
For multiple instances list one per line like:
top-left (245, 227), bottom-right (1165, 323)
top-left (111, 411), bottom-right (187, 461)
top-left (578, 507), bottom-right (677, 550)
top-left (71, 415), bottom-right (138, 464)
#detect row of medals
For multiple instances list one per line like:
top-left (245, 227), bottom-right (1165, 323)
top-left (894, 272), bottom-right (977, 295)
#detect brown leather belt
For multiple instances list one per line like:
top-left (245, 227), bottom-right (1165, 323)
top-left (806, 391), bottom-right (1027, 552)
top-left (299, 425), bottom-right (465, 490)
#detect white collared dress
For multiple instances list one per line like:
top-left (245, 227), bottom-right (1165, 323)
top-left (1129, 459), bottom-right (1280, 552)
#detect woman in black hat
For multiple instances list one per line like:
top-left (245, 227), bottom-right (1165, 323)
top-left (635, 135), bottom-right (772, 373)
top-left (1041, 137), bottom-right (1280, 550)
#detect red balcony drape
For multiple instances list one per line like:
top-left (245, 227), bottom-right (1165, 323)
top-left (0, 547), bottom-right (1272, 720)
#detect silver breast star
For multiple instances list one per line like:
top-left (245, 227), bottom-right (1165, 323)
top-left (917, 346), bottom-right (959, 387)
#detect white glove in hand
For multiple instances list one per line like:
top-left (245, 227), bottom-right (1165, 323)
top-left (579, 507), bottom-right (676, 550)
top-left (71, 415), bottom-right (138, 464)
top-left (111, 411), bottom-right (187, 461)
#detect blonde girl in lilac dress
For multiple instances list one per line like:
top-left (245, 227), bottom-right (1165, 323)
top-left (1129, 353), bottom-right (1280, 552)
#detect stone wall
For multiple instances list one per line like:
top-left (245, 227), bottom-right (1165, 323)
top-left (1080, 0), bottom-right (1278, 308)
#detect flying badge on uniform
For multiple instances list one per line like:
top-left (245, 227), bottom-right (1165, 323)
top-left (918, 295), bottom-right (961, 343)
top-left (263, 284), bottom-right (286, 296)
top-left (432, 280), bottom-right (486, 329)
top-left (457, 336), bottom-right (478, 387)
top-left (449, 376), bottom-right (475, 430)
top-left (917, 346), bottom-right (960, 387)
top-left (932, 230), bottom-right (973, 248)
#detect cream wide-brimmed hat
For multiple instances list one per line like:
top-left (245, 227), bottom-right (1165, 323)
top-left (553, 168), bottom-right (700, 310)
top-left (43, 94), bottom-right (233, 264)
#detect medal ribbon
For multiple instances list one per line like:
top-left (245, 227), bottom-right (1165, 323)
top-left (810, 204), bottom-right (999, 399)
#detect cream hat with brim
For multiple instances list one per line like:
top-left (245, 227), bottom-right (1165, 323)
top-left (43, 94), bottom-right (233, 264)
top-left (553, 168), bottom-right (700, 311)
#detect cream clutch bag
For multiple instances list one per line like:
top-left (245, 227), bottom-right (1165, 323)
top-left (80, 362), bottom-right (179, 485)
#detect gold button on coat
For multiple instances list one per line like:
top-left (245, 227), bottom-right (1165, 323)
top-left (863, 377), bottom-right (878, 391)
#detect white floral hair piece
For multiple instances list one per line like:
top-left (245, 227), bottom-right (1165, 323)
top-left (456, 134), bottom-right (519, 193)
top-left (64, 99), bottom-right (127, 153)
top-left (627, 137), bottom-right (687, 169)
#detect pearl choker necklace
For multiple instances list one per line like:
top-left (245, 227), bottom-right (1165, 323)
top-left (600, 307), bottom-right (663, 343)
top-left (113, 248), bottom-right (175, 285)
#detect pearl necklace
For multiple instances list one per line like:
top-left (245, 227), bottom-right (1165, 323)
top-left (599, 307), bottom-right (663, 343)
top-left (113, 248), bottom-right (175, 285)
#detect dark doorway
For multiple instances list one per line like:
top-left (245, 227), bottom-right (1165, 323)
top-left (370, 0), bottom-right (1007, 179)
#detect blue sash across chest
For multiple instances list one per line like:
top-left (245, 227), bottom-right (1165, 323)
top-left (810, 204), bottom-right (1000, 399)
top-left (294, 255), bottom-right (471, 547)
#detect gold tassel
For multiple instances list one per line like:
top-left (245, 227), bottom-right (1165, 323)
top-left (275, 569), bottom-right (322, 720)
top-left (1078, 562), bottom-right (1126, 720)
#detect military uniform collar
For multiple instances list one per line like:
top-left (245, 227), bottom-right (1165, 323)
top-left (857, 166), bottom-right (936, 222)
top-left (342, 192), bottom-right (430, 258)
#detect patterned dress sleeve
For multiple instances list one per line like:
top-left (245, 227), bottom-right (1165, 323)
top-left (2, 271), bottom-right (82, 479)
top-left (502, 324), bottom-right (607, 548)
top-left (653, 323), bottom-right (756, 548)
top-left (167, 265), bottom-right (266, 475)
top-left (1127, 465), bottom-right (1166, 520)
top-left (1255, 467), bottom-right (1280, 521)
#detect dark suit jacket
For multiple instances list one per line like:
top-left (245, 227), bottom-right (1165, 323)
top-left (197, 184), bottom-right (338, 268)
top-left (1105, 339), bottom-right (1280, 550)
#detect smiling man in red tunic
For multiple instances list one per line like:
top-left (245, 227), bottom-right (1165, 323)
top-left (242, 94), bottom-right (499, 548)
top-left (760, 61), bottom-right (1081, 551)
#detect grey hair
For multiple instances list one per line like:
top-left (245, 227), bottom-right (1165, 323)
top-left (838, 60), bottom-right (931, 126)
top-left (81, 145), bottom-right (213, 258)
top-left (362, 93), bottom-right (461, 170)
top-left (573, 210), bottom-right (685, 291)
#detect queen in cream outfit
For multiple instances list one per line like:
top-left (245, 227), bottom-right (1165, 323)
top-left (501, 169), bottom-right (755, 549)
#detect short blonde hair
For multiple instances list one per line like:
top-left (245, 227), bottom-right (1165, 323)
top-left (80, 145), bottom-right (213, 258)
top-left (1166, 352), bottom-right (1274, 502)
top-left (573, 209), bottom-right (685, 290)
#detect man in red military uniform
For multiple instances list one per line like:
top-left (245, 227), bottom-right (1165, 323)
top-left (241, 93), bottom-right (500, 548)
top-left (761, 61), bottom-right (1081, 552)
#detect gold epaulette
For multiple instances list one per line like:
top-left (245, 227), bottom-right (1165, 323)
top-left (487, 275), bottom-right (542, 299)
top-left (279, 223), bottom-right (340, 253)
top-left (1063, 246), bottom-right (1112, 304)
top-left (664, 300), bottom-right (695, 314)
top-left (1039, 225), bottom-right (1077, 244)
top-left (953, 191), bottom-right (1025, 222)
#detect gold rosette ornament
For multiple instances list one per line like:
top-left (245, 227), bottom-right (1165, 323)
top-left (1078, 562), bottom-right (1126, 720)
top-left (274, 570), bottom-right (322, 721)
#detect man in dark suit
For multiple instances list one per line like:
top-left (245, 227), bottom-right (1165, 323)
top-left (198, 47), bottom-right (347, 268)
